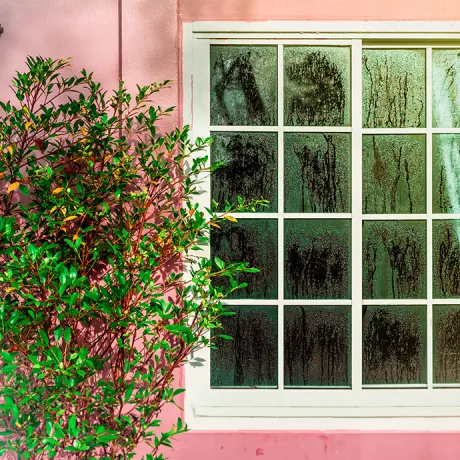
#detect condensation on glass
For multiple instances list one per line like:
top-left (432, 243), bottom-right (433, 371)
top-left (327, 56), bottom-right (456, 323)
top-left (362, 135), bottom-right (426, 214)
top-left (363, 221), bottom-right (427, 299)
top-left (211, 132), bottom-right (278, 212)
top-left (284, 306), bottom-right (350, 387)
top-left (284, 219), bottom-right (351, 299)
top-left (433, 305), bottom-right (460, 384)
top-left (211, 219), bottom-right (278, 299)
top-left (211, 306), bottom-right (278, 388)
top-left (433, 49), bottom-right (460, 128)
top-left (284, 133), bottom-right (351, 213)
top-left (432, 134), bottom-right (460, 214)
top-left (362, 49), bottom-right (426, 128)
top-left (433, 220), bottom-right (460, 298)
top-left (363, 305), bottom-right (427, 385)
top-left (284, 46), bottom-right (351, 126)
top-left (210, 46), bottom-right (278, 126)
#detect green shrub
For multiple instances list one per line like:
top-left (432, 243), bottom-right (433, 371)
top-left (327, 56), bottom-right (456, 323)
top-left (0, 57), bottom-right (265, 459)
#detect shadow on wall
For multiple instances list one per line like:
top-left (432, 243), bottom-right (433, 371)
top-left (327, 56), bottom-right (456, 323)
top-left (0, 0), bottom-right (119, 100)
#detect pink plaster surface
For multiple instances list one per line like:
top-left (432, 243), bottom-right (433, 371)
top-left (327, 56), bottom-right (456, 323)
top-left (166, 431), bottom-right (460, 459)
top-left (2, 1), bottom-right (460, 458)
top-left (180, 0), bottom-right (460, 21)
top-left (0, 0), bottom-right (119, 102)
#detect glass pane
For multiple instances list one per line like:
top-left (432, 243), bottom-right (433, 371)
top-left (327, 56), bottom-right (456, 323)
top-left (363, 305), bottom-right (427, 385)
top-left (362, 49), bottom-right (426, 128)
top-left (211, 132), bottom-right (278, 212)
top-left (432, 134), bottom-right (460, 213)
top-left (434, 305), bottom-right (460, 383)
top-left (211, 306), bottom-right (278, 388)
top-left (363, 135), bottom-right (426, 214)
top-left (210, 46), bottom-right (277, 126)
top-left (284, 306), bottom-right (350, 387)
top-left (284, 133), bottom-right (351, 213)
top-left (433, 220), bottom-right (460, 298)
top-left (363, 221), bottom-right (427, 299)
top-left (433, 49), bottom-right (460, 128)
top-left (284, 46), bottom-right (351, 126)
top-left (211, 219), bottom-right (278, 299)
top-left (285, 219), bottom-right (351, 299)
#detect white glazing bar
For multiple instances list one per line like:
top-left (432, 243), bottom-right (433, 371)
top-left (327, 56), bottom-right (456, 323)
top-left (277, 44), bottom-right (285, 392)
top-left (362, 128), bottom-right (427, 135)
top-left (210, 126), bottom-right (278, 132)
top-left (363, 299), bottom-right (428, 306)
top-left (432, 128), bottom-right (460, 134)
top-left (223, 299), bottom-right (353, 306)
top-left (427, 46), bottom-right (434, 390)
top-left (362, 384), bottom-right (428, 389)
top-left (433, 214), bottom-right (460, 220)
top-left (362, 214), bottom-right (428, 220)
top-left (208, 38), bottom-right (356, 46)
top-left (284, 126), bottom-right (352, 133)
top-left (351, 39), bottom-right (363, 392)
top-left (210, 125), bottom-right (353, 133)
top-left (432, 299), bottom-right (460, 305)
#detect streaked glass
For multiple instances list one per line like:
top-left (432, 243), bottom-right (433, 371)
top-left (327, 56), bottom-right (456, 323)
top-left (211, 306), bottom-right (278, 388)
top-left (211, 219), bottom-right (278, 299)
top-left (363, 135), bottom-right (426, 214)
top-left (363, 221), bottom-right (427, 299)
top-left (285, 133), bottom-right (351, 213)
top-left (210, 46), bottom-right (277, 126)
top-left (284, 306), bottom-right (350, 387)
top-left (363, 305), bottom-right (427, 385)
top-left (211, 132), bottom-right (278, 212)
top-left (285, 219), bottom-right (351, 299)
top-left (284, 46), bottom-right (351, 126)
top-left (362, 49), bottom-right (426, 128)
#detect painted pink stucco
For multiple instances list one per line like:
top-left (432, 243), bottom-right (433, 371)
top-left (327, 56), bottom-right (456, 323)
top-left (180, 0), bottom-right (460, 21)
top-left (2, 0), bottom-right (460, 458)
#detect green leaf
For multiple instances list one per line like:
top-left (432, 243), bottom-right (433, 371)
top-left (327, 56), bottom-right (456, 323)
top-left (64, 327), bottom-right (71, 343)
top-left (1, 364), bottom-right (18, 374)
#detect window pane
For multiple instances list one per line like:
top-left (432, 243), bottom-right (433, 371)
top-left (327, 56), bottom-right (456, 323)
top-left (363, 305), bottom-right (427, 385)
top-left (285, 219), bottom-right (351, 299)
top-left (432, 134), bottom-right (460, 213)
top-left (433, 220), bottom-right (460, 298)
top-left (363, 135), bottom-right (426, 214)
top-left (284, 133), bottom-right (351, 213)
top-left (362, 49), bottom-right (426, 128)
top-left (433, 49), bottom-right (460, 128)
top-left (211, 219), bottom-right (278, 299)
top-left (284, 46), bottom-right (351, 126)
top-left (434, 305), bottom-right (460, 384)
top-left (211, 132), bottom-right (278, 212)
top-left (363, 221), bottom-right (427, 299)
top-left (284, 306), bottom-right (350, 387)
top-left (210, 46), bottom-right (277, 126)
top-left (211, 306), bottom-right (278, 388)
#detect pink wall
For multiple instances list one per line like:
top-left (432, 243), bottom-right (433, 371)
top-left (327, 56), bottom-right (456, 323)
top-left (2, 0), bottom-right (460, 459)
top-left (180, 0), bottom-right (460, 21)
top-left (0, 0), bottom-right (119, 102)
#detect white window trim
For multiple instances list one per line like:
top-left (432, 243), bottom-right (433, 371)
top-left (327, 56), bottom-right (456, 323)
top-left (182, 21), bottom-right (460, 431)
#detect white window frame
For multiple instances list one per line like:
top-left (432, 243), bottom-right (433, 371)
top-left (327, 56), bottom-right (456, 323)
top-left (183, 21), bottom-right (460, 431)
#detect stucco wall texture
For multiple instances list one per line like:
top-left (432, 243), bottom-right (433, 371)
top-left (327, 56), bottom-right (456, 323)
top-left (1, 0), bottom-right (460, 459)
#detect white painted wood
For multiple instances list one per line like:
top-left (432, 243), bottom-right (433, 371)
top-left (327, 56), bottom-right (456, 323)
top-left (182, 22), bottom-right (460, 430)
top-left (427, 46), bottom-right (434, 391)
top-left (277, 43), bottom-right (285, 394)
top-left (351, 39), bottom-right (363, 394)
top-left (192, 21), bottom-right (460, 34)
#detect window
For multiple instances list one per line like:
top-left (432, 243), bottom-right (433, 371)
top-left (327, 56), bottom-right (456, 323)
top-left (184, 22), bottom-right (460, 430)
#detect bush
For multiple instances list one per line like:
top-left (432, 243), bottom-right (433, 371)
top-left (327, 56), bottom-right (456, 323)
top-left (0, 57), bottom-right (265, 459)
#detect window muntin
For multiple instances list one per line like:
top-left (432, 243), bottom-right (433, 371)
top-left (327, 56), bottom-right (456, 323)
top-left (186, 33), bottom-right (460, 428)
